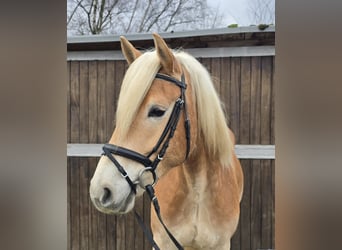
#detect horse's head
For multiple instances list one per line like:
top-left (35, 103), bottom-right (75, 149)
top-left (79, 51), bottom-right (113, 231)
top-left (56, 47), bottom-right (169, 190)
top-left (89, 34), bottom-right (196, 214)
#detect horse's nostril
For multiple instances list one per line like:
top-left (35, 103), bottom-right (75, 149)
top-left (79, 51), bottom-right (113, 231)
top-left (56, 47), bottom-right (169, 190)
top-left (100, 187), bottom-right (112, 206)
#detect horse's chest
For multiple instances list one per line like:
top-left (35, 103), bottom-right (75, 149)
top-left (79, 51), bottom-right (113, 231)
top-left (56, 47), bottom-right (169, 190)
top-left (154, 171), bottom-right (236, 248)
top-left (173, 192), bottom-right (225, 248)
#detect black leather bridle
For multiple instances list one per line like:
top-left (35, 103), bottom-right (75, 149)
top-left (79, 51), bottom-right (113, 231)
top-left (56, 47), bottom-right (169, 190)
top-left (102, 72), bottom-right (190, 250)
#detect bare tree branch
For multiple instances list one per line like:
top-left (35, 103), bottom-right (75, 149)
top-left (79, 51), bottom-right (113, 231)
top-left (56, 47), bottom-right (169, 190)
top-left (145, 0), bottom-right (173, 32)
top-left (125, 0), bottom-right (139, 32)
top-left (248, 0), bottom-right (275, 24)
top-left (68, 0), bottom-right (226, 35)
top-left (67, 0), bottom-right (84, 25)
top-left (97, 0), bottom-right (105, 30)
top-left (138, 0), bottom-right (153, 32)
top-left (102, 0), bottom-right (119, 27)
top-left (163, 0), bottom-right (182, 31)
top-left (91, 0), bottom-right (98, 33)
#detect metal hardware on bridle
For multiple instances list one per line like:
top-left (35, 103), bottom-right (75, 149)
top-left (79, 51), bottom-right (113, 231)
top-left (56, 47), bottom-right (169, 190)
top-left (102, 72), bottom-right (190, 250)
top-left (134, 167), bottom-right (157, 188)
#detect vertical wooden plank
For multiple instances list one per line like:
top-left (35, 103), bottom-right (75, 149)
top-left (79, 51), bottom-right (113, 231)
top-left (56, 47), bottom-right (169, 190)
top-left (210, 57), bottom-right (221, 93)
top-left (240, 159), bottom-right (251, 250)
top-left (115, 60), bottom-right (126, 99)
top-left (220, 57), bottom-right (231, 125)
top-left (238, 57), bottom-right (251, 250)
top-left (70, 158), bottom-right (80, 250)
top-left (260, 56), bottom-right (272, 145)
top-left (88, 61), bottom-right (98, 143)
top-left (70, 61), bottom-right (80, 143)
top-left (79, 159), bottom-right (89, 250)
top-left (270, 57), bottom-right (275, 248)
top-left (67, 158), bottom-right (71, 250)
top-left (79, 61), bottom-right (89, 144)
top-left (260, 56), bottom-right (273, 249)
top-left (116, 215), bottom-right (126, 250)
top-left (232, 57), bottom-right (244, 250)
top-left (271, 160), bottom-right (275, 249)
top-left (97, 61), bottom-right (107, 249)
top-left (106, 62), bottom-right (117, 250)
top-left (270, 56), bottom-right (275, 145)
top-left (201, 58), bottom-right (211, 75)
top-left (106, 214), bottom-right (117, 250)
top-left (125, 212), bottom-right (135, 250)
top-left (88, 62), bottom-right (98, 250)
top-left (231, 217), bottom-right (241, 250)
top-left (67, 62), bottom-right (71, 143)
top-left (250, 159), bottom-right (262, 250)
top-left (67, 61), bottom-right (71, 250)
top-left (239, 57), bottom-right (251, 249)
top-left (240, 57), bottom-right (251, 144)
top-left (70, 61), bottom-right (80, 250)
top-left (106, 60), bottom-right (118, 250)
top-left (250, 57), bottom-right (261, 144)
top-left (106, 61), bottom-right (115, 139)
top-left (79, 61), bottom-right (89, 250)
top-left (250, 57), bottom-right (262, 250)
top-left (89, 158), bottom-right (100, 250)
top-left (97, 203), bottom-right (107, 249)
top-left (261, 160), bottom-right (273, 249)
top-left (114, 61), bottom-right (126, 126)
top-left (114, 60), bottom-right (127, 250)
top-left (97, 61), bottom-right (107, 142)
top-left (230, 57), bottom-right (241, 143)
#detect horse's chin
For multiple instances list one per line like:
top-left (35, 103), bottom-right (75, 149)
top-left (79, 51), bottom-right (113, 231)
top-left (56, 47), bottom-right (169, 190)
top-left (92, 191), bottom-right (136, 215)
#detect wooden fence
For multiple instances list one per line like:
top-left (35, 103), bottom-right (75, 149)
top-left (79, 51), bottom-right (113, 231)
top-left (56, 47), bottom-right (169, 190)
top-left (67, 27), bottom-right (275, 250)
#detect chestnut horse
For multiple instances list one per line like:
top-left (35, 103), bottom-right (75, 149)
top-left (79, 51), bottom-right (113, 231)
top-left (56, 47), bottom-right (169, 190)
top-left (89, 33), bottom-right (243, 250)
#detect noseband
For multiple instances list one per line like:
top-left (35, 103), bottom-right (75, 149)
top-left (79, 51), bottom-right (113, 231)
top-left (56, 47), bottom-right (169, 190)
top-left (101, 72), bottom-right (190, 250)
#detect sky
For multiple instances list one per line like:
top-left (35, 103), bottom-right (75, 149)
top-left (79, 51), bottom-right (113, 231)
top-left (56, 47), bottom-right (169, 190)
top-left (208, 0), bottom-right (251, 26)
top-left (67, 0), bottom-right (275, 36)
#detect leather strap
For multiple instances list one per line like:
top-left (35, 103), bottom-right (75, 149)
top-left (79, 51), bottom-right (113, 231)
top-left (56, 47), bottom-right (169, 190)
top-left (144, 184), bottom-right (184, 250)
top-left (102, 146), bottom-right (137, 193)
top-left (147, 97), bottom-right (184, 159)
top-left (155, 73), bottom-right (187, 89)
top-left (104, 144), bottom-right (152, 167)
top-left (134, 211), bottom-right (160, 250)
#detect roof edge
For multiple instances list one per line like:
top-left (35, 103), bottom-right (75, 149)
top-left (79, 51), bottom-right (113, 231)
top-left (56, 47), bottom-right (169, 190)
top-left (67, 26), bottom-right (275, 44)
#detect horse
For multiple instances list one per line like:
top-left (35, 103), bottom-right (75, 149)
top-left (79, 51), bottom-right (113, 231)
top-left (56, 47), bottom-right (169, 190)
top-left (89, 33), bottom-right (243, 250)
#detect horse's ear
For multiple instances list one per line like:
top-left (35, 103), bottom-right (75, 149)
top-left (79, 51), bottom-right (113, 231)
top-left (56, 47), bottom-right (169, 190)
top-left (120, 36), bottom-right (141, 65)
top-left (153, 33), bottom-right (181, 74)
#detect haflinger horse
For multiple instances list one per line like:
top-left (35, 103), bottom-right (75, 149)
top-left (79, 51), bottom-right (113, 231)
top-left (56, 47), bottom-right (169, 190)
top-left (89, 33), bottom-right (243, 250)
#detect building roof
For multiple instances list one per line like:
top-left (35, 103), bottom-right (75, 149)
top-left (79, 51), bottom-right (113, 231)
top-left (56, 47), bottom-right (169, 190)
top-left (67, 26), bottom-right (275, 51)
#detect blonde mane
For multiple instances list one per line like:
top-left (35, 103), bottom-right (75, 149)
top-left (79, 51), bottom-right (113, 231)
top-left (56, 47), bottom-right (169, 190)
top-left (116, 50), bottom-right (233, 167)
top-left (175, 52), bottom-right (233, 167)
top-left (115, 51), bottom-right (160, 137)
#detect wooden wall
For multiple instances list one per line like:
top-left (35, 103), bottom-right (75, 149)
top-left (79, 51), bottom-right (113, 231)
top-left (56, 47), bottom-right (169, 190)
top-left (67, 55), bottom-right (275, 249)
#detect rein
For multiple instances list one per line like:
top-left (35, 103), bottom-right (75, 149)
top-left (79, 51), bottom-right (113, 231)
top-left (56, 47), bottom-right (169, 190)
top-left (102, 72), bottom-right (190, 250)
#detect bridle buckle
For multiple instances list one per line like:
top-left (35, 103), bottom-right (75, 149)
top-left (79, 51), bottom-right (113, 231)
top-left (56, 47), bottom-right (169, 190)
top-left (177, 98), bottom-right (184, 105)
top-left (135, 167), bottom-right (158, 188)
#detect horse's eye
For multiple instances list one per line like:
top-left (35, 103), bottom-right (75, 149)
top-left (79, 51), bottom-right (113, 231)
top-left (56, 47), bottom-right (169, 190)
top-left (148, 107), bottom-right (166, 118)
